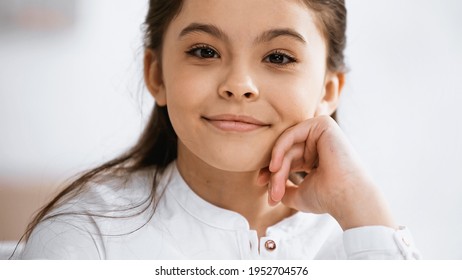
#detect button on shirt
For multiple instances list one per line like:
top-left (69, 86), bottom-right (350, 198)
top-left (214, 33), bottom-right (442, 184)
top-left (19, 162), bottom-right (420, 260)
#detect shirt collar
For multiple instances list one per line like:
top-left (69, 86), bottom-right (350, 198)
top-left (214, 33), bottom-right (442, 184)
top-left (162, 161), bottom-right (311, 235)
top-left (164, 162), bottom-right (250, 230)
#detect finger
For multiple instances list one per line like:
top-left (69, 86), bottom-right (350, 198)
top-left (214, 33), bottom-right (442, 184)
top-left (270, 118), bottom-right (326, 173)
top-left (269, 156), bottom-right (291, 203)
top-left (282, 179), bottom-right (319, 213)
top-left (268, 179), bottom-right (298, 206)
top-left (268, 182), bottom-right (278, 206)
top-left (280, 185), bottom-right (304, 210)
top-left (270, 144), bottom-right (304, 202)
top-left (269, 127), bottom-right (298, 173)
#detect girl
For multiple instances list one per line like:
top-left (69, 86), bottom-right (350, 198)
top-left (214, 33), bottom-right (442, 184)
top-left (18, 0), bottom-right (420, 259)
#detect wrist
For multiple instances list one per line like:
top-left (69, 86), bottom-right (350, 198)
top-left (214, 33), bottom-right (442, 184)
top-left (329, 182), bottom-right (397, 231)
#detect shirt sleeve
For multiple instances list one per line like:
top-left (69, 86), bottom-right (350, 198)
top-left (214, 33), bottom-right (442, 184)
top-left (19, 216), bottom-right (105, 260)
top-left (343, 226), bottom-right (421, 260)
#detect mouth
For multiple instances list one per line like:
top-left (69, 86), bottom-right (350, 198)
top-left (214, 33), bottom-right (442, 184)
top-left (202, 114), bottom-right (270, 132)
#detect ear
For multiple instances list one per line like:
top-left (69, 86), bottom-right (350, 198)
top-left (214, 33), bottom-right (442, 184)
top-left (315, 72), bottom-right (345, 116)
top-left (144, 49), bottom-right (167, 106)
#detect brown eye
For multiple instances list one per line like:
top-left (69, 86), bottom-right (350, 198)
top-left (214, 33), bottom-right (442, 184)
top-left (187, 46), bottom-right (220, 59)
top-left (199, 48), bottom-right (217, 58)
top-left (264, 51), bottom-right (297, 65)
top-left (268, 53), bottom-right (285, 64)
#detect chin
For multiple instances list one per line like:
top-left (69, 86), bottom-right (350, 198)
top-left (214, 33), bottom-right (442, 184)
top-left (178, 137), bottom-right (274, 173)
top-left (206, 150), bottom-right (271, 172)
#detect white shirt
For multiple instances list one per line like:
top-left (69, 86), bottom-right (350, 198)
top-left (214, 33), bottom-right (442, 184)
top-left (19, 162), bottom-right (420, 259)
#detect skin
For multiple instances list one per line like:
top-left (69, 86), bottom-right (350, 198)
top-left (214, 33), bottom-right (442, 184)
top-left (145, 0), bottom-right (396, 238)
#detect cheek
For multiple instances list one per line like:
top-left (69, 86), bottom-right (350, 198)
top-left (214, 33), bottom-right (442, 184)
top-left (165, 67), bottom-right (212, 110)
top-left (163, 67), bottom-right (216, 141)
top-left (265, 75), bottom-right (324, 124)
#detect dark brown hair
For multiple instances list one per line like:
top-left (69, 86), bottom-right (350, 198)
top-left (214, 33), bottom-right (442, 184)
top-left (22, 0), bottom-right (347, 243)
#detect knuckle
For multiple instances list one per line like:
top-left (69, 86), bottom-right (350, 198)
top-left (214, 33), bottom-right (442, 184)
top-left (318, 115), bottom-right (335, 126)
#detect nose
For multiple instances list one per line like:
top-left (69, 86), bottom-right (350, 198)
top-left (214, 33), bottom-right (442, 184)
top-left (218, 64), bottom-right (259, 101)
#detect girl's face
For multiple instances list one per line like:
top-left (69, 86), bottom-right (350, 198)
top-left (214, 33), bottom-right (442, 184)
top-left (148, 0), bottom-right (342, 172)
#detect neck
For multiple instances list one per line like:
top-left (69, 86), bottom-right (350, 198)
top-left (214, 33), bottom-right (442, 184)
top-left (176, 141), bottom-right (294, 238)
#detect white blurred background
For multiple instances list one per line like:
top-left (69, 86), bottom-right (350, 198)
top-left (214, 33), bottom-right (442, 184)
top-left (0, 0), bottom-right (461, 259)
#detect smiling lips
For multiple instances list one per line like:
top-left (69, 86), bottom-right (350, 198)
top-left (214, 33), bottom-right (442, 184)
top-left (203, 114), bottom-right (270, 132)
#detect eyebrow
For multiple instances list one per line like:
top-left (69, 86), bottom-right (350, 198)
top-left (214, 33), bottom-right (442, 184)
top-left (179, 23), bottom-right (229, 42)
top-left (179, 23), bottom-right (307, 45)
top-left (255, 28), bottom-right (307, 45)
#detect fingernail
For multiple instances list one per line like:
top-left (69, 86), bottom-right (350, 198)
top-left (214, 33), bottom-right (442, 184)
top-left (267, 183), bottom-right (272, 204)
top-left (270, 182), bottom-right (276, 201)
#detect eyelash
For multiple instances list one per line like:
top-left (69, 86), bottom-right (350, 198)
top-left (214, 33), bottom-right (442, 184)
top-left (185, 45), bottom-right (298, 67)
top-left (185, 44), bottom-right (220, 59)
top-left (264, 50), bottom-right (298, 67)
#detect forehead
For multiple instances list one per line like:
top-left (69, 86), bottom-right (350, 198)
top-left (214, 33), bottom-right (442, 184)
top-left (168, 0), bottom-right (322, 44)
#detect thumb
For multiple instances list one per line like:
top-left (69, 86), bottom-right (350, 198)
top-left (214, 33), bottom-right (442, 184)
top-left (280, 185), bottom-right (304, 210)
top-left (281, 176), bottom-right (322, 214)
